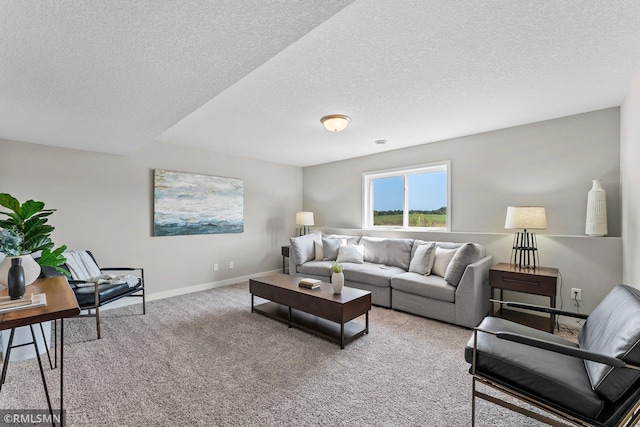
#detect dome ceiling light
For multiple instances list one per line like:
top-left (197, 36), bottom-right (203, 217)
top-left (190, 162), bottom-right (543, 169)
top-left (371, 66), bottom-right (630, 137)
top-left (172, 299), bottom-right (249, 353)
top-left (320, 114), bottom-right (350, 132)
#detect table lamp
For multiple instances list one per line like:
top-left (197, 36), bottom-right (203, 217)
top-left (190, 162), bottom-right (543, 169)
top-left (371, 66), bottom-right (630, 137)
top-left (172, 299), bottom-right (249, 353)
top-left (505, 206), bottom-right (546, 269)
top-left (296, 212), bottom-right (314, 236)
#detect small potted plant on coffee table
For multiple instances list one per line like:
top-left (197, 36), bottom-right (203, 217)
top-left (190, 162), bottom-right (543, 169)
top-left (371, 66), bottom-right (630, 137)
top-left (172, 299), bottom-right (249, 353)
top-left (331, 262), bottom-right (344, 294)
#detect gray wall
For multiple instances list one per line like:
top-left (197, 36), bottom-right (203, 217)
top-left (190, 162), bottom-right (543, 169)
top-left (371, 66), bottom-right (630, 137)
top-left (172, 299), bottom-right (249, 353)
top-left (621, 70), bottom-right (640, 289)
top-left (0, 139), bottom-right (301, 298)
top-left (304, 108), bottom-right (623, 316)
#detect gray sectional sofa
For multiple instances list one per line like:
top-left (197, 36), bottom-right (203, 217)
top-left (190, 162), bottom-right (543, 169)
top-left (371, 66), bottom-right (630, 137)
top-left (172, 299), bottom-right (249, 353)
top-left (288, 231), bottom-right (493, 328)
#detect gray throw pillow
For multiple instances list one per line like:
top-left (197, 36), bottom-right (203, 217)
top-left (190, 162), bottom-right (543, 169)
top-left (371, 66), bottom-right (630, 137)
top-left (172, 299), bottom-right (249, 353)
top-left (408, 243), bottom-right (436, 275)
top-left (322, 238), bottom-right (343, 261)
top-left (444, 243), bottom-right (482, 286)
top-left (289, 231), bottom-right (322, 265)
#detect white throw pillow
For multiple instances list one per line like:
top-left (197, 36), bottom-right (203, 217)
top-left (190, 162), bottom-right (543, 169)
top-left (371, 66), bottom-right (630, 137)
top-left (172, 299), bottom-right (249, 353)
top-left (408, 243), bottom-right (436, 275)
top-left (431, 247), bottom-right (457, 277)
top-left (336, 245), bottom-right (365, 264)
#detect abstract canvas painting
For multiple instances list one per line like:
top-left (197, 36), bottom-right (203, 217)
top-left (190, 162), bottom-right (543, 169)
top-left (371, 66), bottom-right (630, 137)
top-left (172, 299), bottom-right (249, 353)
top-left (153, 169), bottom-right (244, 236)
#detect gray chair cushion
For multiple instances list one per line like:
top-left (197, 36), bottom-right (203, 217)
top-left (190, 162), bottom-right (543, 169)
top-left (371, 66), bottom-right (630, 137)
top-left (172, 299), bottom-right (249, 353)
top-left (360, 237), bottom-right (413, 270)
top-left (466, 316), bottom-right (604, 420)
top-left (290, 231), bottom-right (322, 265)
top-left (578, 284), bottom-right (640, 402)
top-left (341, 262), bottom-right (403, 288)
top-left (391, 272), bottom-right (455, 302)
top-left (444, 242), bottom-right (484, 286)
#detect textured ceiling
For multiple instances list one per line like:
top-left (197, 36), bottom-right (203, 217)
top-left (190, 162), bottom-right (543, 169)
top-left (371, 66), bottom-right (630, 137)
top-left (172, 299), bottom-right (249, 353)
top-left (2, 1), bottom-right (640, 167)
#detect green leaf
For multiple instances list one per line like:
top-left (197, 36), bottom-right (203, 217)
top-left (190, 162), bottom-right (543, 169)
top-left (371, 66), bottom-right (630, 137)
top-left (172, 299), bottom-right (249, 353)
top-left (0, 193), bottom-right (21, 215)
top-left (20, 200), bottom-right (47, 220)
top-left (38, 245), bottom-right (69, 274)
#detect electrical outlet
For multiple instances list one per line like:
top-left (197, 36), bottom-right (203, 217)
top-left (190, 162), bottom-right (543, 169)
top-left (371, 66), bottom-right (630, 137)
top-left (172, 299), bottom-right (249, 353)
top-left (229, 261), bottom-right (234, 269)
top-left (571, 288), bottom-right (582, 301)
top-left (214, 264), bottom-right (218, 271)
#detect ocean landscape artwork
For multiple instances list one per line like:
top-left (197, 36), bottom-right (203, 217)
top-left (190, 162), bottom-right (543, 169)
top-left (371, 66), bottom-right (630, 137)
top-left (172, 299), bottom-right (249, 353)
top-left (153, 169), bottom-right (244, 236)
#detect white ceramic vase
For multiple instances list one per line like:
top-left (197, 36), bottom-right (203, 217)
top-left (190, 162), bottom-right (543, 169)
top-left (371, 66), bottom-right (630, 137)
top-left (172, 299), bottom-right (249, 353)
top-left (586, 179), bottom-right (607, 237)
top-left (0, 254), bottom-right (41, 287)
top-left (332, 272), bottom-right (344, 294)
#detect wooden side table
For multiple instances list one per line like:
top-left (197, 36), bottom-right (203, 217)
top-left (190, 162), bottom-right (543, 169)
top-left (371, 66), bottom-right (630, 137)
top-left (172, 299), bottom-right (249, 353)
top-left (489, 263), bottom-right (559, 333)
top-left (281, 245), bottom-right (290, 274)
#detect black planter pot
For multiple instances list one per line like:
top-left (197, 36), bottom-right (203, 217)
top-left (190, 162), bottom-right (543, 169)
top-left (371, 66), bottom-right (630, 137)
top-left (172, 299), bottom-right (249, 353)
top-left (8, 257), bottom-right (25, 300)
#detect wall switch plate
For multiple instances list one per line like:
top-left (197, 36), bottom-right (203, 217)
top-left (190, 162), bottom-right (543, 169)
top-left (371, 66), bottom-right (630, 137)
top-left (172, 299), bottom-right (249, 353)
top-left (229, 261), bottom-right (234, 269)
top-left (214, 264), bottom-right (218, 271)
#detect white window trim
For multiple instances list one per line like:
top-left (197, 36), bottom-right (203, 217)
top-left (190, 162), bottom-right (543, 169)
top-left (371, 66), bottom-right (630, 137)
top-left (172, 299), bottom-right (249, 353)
top-left (362, 161), bottom-right (451, 231)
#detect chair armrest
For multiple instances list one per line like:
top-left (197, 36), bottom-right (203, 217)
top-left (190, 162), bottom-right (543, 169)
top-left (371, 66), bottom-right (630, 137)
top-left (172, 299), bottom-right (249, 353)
top-left (491, 300), bottom-right (590, 320)
top-left (493, 331), bottom-right (629, 368)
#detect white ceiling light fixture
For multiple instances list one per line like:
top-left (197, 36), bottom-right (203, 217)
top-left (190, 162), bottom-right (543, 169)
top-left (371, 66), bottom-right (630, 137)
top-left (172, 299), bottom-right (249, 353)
top-left (320, 114), bottom-right (350, 132)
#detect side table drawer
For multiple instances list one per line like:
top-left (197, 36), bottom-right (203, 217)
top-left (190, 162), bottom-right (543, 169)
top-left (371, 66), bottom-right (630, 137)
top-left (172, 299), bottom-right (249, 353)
top-left (490, 270), bottom-right (556, 297)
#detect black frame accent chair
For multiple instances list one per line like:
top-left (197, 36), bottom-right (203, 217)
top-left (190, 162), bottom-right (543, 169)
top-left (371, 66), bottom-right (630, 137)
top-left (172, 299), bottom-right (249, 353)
top-left (465, 284), bottom-right (640, 427)
top-left (40, 251), bottom-right (145, 339)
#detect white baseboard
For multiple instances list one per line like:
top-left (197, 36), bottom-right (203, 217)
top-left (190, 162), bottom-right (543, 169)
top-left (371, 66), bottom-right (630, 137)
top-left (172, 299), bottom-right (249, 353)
top-left (99, 269), bottom-right (282, 311)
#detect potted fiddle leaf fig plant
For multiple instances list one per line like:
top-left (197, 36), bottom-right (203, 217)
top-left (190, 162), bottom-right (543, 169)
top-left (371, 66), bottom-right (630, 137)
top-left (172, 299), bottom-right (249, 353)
top-left (0, 193), bottom-right (68, 285)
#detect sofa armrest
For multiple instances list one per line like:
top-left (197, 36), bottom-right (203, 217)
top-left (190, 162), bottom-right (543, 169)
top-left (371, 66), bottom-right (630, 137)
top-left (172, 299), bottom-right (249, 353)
top-left (455, 255), bottom-right (493, 328)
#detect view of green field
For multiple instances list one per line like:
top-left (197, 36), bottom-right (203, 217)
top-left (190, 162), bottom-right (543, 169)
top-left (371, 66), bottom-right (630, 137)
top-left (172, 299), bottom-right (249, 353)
top-left (373, 209), bottom-right (447, 227)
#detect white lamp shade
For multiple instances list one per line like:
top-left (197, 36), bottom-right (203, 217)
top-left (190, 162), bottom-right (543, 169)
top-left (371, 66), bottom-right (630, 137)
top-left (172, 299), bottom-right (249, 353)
top-left (505, 206), bottom-right (547, 230)
top-left (296, 212), bottom-right (314, 226)
top-left (320, 115), bottom-right (350, 132)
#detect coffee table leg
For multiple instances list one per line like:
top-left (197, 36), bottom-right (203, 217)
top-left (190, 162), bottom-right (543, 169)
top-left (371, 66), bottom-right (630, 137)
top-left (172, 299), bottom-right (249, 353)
top-left (288, 307), bottom-right (292, 328)
top-left (251, 294), bottom-right (254, 313)
top-left (366, 311), bottom-right (369, 334)
top-left (340, 323), bottom-right (345, 349)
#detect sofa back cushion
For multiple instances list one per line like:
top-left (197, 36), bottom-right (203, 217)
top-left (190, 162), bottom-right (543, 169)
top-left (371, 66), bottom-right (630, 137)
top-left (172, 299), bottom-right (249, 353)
top-left (444, 242), bottom-right (484, 286)
top-left (325, 234), bottom-right (361, 245)
top-left (408, 242), bottom-right (436, 275)
top-left (579, 284), bottom-right (640, 402)
top-left (360, 237), bottom-right (413, 270)
top-left (289, 231), bottom-right (322, 266)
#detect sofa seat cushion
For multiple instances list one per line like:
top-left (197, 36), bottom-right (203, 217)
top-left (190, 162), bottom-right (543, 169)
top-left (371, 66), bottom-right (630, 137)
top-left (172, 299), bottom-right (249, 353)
top-left (391, 272), bottom-right (455, 303)
top-left (341, 262), bottom-right (403, 288)
top-left (296, 260), bottom-right (333, 277)
top-left (465, 316), bottom-right (604, 420)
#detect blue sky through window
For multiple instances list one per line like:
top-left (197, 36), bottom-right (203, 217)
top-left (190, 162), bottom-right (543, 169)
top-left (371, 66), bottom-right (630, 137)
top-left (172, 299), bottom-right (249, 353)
top-left (373, 171), bottom-right (446, 211)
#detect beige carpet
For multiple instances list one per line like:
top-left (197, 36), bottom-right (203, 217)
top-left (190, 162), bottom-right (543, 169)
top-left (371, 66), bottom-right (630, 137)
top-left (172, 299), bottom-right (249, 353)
top-left (0, 282), bottom-right (556, 426)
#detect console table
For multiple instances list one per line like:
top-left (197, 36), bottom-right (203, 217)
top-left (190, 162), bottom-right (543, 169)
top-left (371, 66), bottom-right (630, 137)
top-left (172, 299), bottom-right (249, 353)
top-left (0, 277), bottom-right (80, 426)
top-left (489, 263), bottom-right (559, 333)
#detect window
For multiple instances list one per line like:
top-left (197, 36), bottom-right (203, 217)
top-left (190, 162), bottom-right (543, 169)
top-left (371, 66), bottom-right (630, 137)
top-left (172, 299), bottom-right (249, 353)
top-left (363, 162), bottom-right (449, 231)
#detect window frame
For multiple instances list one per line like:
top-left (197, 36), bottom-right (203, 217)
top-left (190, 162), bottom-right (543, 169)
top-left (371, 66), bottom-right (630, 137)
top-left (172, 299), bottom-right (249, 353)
top-left (362, 161), bottom-right (451, 231)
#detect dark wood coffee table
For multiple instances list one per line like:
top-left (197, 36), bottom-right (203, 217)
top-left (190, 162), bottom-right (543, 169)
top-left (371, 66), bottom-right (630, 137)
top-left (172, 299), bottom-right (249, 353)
top-left (250, 274), bottom-right (371, 349)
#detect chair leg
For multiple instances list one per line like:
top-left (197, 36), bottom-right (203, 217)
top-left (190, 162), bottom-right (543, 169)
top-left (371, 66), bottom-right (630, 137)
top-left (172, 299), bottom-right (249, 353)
top-left (472, 377), bottom-right (476, 426)
top-left (95, 306), bottom-right (101, 340)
